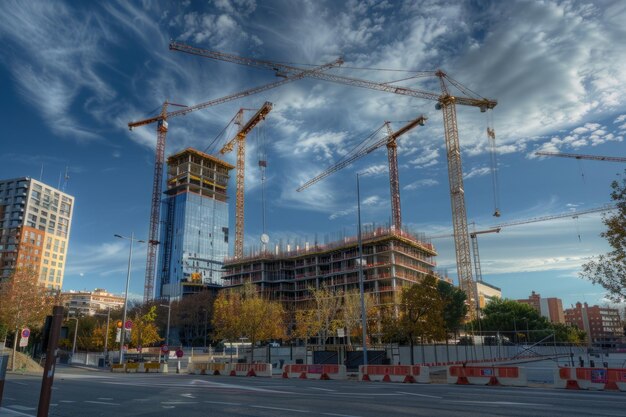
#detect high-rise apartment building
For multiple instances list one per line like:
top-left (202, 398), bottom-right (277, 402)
top-left (0, 177), bottom-right (74, 290)
top-left (156, 148), bottom-right (234, 299)
top-left (517, 291), bottom-right (565, 323)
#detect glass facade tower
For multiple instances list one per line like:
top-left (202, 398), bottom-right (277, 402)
top-left (156, 148), bottom-right (234, 299)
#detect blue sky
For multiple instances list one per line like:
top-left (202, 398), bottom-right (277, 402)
top-left (1, 0), bottom-right (625, 308)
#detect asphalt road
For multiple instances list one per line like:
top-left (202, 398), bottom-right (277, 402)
top-left (1, 366), bottom-right (624, 417)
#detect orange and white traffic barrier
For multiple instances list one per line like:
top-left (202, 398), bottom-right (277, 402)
top-left (188, 362), bottom-right (227, 375)
top-left (228, 363), bottom-right (272, 377)
top-left (555, 367), bottom-right (626, 391)
top-left (447, 366), bottom-right (526, 387)
top-left (282, 364), bottom-right (347, 380)
top-left (359, 365), bottom-right (429, 383)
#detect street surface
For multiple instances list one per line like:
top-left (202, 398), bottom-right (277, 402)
top-left (1, 365), bottom-right (624, 417)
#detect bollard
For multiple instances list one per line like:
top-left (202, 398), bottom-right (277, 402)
top-left (176, 360), bottom-right (181, 374)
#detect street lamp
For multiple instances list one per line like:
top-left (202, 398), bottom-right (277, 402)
top-left (114, 232), bottom-right (145, 365)
top-left (68, 317), bottom-right (78, 358)
top-left (94, 307), bottom-right (111, 363)
top-left (202, 308), bottom-right (208, 348)
top-left (356, 173), bottom-right (368, 367)
top-left (159, 301), bottom-right (171, 362)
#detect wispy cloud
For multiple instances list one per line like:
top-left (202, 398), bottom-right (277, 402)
top-left (463, 166), bottom-right (491, 180)
top-left (403, 178), bottom-right (439, 190)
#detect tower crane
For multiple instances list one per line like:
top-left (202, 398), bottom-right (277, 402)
top-left (535, 151), bottom-right (626, 163)
top-left (297, 115), bottom-right (427, 231)
top-left (127, 59), bottom-right (343, 302)
top-left (430, 204), bottom-right (615, 311)
top-left (169, 41), bottom-right (498, 319)
top-left (219, 102), bottom-right (273, 259)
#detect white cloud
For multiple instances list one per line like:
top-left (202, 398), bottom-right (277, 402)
top-left (403, 178), bottom-right (439, 190)
top-left (463, 166), bottom-right (491, 180)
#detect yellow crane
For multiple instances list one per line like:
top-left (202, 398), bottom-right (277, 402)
top-left (169, 41), bottom-right (497, 319)
top-left (297, 115), bottom-right (427, 232)
top-left (220, 102), bottom-right (273, 259)
top-left (535, 151), bottom-right (626, 163)
top-left (127, 59), bottom-right (342, 301)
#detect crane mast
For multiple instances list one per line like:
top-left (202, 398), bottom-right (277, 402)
top-left (170, 42), bottom-right (497, 319)
top-left (220, 102), bottom-right (273, 259)
top-left (385, 122), bottom-right (402, 231)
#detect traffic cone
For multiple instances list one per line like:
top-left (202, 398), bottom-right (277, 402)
top-left (403, 375), bottom-right (416, 383)
top-left (382, 374), bottom-right (391, 382)
top-left (229, 370), bottom-right (236, 376)
top-left (299, 371), bottom-right (307, 379)
top-left (603, 381), bottom-right (619, 391)
top-left (487, 376), bottom-right (500, 386)
top-left (362, 374), bottom-right (371, 381)
top-left (213, 370), bottom-right (220, 376)
top-left (456, 375), bottom-right (470, 385)
top-left (246, 368), bottom-right (257, 377)
top-left (282, 371), bottom-right (289, 378)
top-left (320, 373), bottom-right (330, 380)
top-left (565, 379), bottom-right (580, 390)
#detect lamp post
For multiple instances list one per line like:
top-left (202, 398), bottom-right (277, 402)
top-left (159, 301), bottom-right (171, 362)
top-left (203, 308), bottom-right (208, 348)
top-left (94, 307), bottom-right (111, 362)
top-left (114, 232), bottom-right (145, 365)
top-left (68, 317), bottom-right (78, 358)
top-left (356, 173), bottom-right (368, 367)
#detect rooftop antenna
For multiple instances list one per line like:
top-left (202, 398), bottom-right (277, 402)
top-left (62, 166), bottom-right (70, 192)
top-left (40, 164), bottom-right (44, 182)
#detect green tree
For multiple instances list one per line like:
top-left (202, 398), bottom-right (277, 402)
top-left (170, 291), bottom-right (215, 346)
top-left (437, 280), bottom-right (468, 340)
top-left (127, 305), bottom-right (162, 348)
top-left (383, 277), bottom-right (446, 364)
top-left (340, 288), bottom-right (376, 346)
top-left (580, 171), bottom-right (626, 302)
top-left (293, 308), bottom-right (321, 351)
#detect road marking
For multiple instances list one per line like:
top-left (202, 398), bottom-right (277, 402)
top-left (204, 401), bottom-right (242, 406)
top-left (448, 400), bottom-right (545, 406)
top-left (396, 391), bottom-right (442, 399)
top-left (162, 406), bottom-right (175, 409)
top-left (84, 401), bottom-right (120, 406)
top-left (309, 387), bottom-right (336, 392)
top-left (97, 397), bottom-right (114, 400)
top-left (7, 406), bottom-right (35, 411)
top-left (161, 401), bottom-right (199, 405)
top-left (251, 405), bottom-right (310, 413)
top-left (59, 400), bottom-right (76, 403)
top-left (322, 413), bottom-right (362, 417)
top-left (0, 407), bottom-right (35, 417)
top-left (189, 379), bottom-right (288, 393)
top-left (12, 382), bottom-right (28, 386)
top-left (181, 393), bottom-right (196, 398)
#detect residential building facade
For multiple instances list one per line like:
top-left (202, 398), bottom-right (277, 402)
top-left (564, 302), bottom-right (623, 347)
top-left (156, 148), bottom-right (234, 299)
top-left (517, 291), bottom-right (565, 323)
top-left (222, 226), bottom-right (439, 310)
top-left (476, 281), bottom-right (502, 310)
top-left (60, 288), bottom-right (124, 316)
top-left (0, 177), bottom-right (74, 290)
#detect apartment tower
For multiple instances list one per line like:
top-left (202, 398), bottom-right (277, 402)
top-left (0, 177), bottom-right (74, 290)
top-left (156, 148), bottom-right (234, 299)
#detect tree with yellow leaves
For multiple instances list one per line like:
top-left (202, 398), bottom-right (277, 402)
top-left (0, 266), bottom-right (55, 370)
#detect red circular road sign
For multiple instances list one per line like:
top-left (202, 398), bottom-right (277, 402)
top-left (160, 345), bottom-right (169, 354)
top-left (137, 345), bottom-right (142, 353)
top-left (21, 328), bottom-right (30, 338)
top-left (175, 348), bottom-right (184, 358)
top-left (124, 320), bottom-right (133, 329)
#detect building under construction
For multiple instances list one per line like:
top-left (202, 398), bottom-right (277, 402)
top-left (221, 226), bottom-right (438, 308)
top-left (156, 148), bottom-right (234, 299)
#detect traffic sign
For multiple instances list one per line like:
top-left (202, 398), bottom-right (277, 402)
top-left (21, 328), bottom-right (30, 338)
top-left (137, 345), bottom-right (142, 353)
top-left (124, 320), bottom-right (133, 329)
top-left (19, 337), bottom-right (28, 347)
top-left (175, 348), bottom-right (184, 358)
top-left (160, 345), bottom-right (169, 354)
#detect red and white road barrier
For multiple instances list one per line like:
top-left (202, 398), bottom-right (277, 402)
top-left (188, 361), bottom-right (227, 375)
top-left (282, 364), bottom-right (347, 380)
top-left (447, 366), bottom-right (527, 387)
top-left (229, 363), bottom-right (272, 377)
top-left (555, 367), bottom-right (626, 391)
top-left (359, 365), bottom-right (429, 383)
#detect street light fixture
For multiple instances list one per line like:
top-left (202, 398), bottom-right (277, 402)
top-left (94, 307), bottom-right (111, 363)
top-left (114, 232), bottom-right (145, 365)
top-left (356, 173), bottom-right (368, 367)
top-left (159, 301), bottom-right (172, 362)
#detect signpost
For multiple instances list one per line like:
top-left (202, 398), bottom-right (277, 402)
top-left (37, 306), bottom-right (63, 417)
top-left (19, 327), bottom-right (30, 348)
